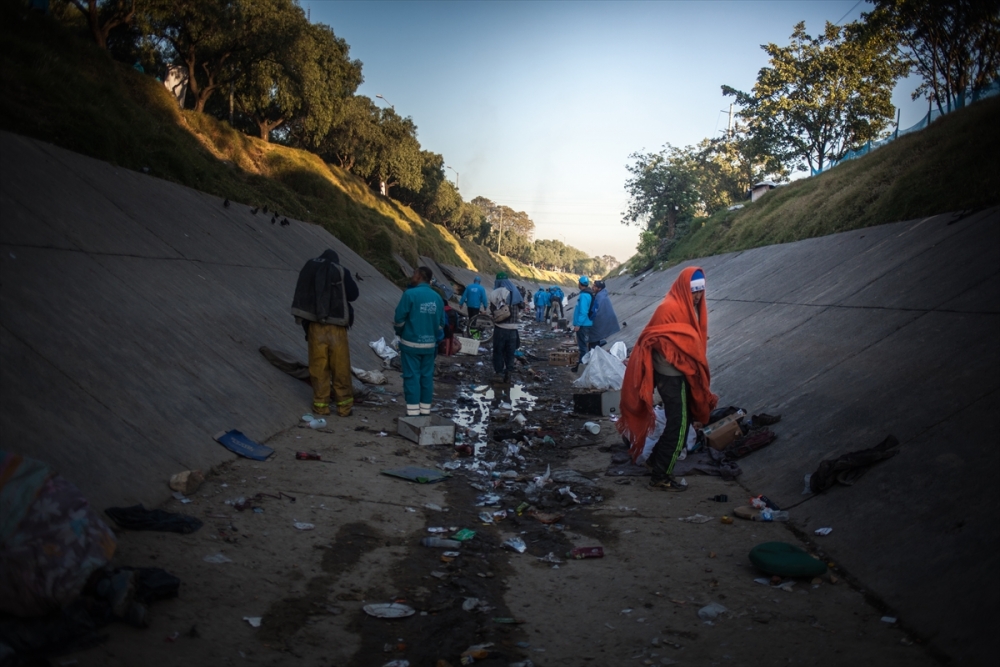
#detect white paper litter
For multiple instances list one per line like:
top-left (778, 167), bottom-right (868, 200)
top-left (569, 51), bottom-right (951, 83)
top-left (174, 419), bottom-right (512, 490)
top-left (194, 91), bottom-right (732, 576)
top-left (294, 522), bottom-right (315, 531)
top-left (243, 616), bottom-right (262, 628)
top-left (203, 553), bottom-right (233, 564)
top-left (815, 527), bottom-right (833, 536)
top-left (368, 337), bottom-right (399, 361)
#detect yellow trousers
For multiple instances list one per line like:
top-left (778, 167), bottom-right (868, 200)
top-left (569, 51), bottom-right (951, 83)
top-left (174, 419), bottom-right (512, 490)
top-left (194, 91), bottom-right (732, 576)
top-left (307, 322), bottom-right (353, 416)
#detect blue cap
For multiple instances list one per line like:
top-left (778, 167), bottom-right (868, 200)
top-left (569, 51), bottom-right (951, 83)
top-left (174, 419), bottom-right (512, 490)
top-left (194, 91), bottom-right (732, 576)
top-left (473, 276), bottom-right (481, 283)
top-left (579, 276), bottom-right (590, 286)
top-left (690, 269), bottom-right (706, 293)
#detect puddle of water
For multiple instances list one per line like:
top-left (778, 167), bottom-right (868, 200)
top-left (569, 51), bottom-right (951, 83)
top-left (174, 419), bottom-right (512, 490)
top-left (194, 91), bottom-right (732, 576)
top-left (448, 383), bottom-right (538, 457)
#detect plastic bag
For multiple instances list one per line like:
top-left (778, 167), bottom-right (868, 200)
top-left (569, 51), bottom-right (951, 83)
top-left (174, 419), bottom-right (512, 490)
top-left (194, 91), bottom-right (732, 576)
top-left (352, 367), bottom-right (387, 385)
top-left (369, 337), bottom-right (398, 361)
top-left (572, 346), bottom-right (625, 391)
top-left (609, 341), bottom-right (628, 362)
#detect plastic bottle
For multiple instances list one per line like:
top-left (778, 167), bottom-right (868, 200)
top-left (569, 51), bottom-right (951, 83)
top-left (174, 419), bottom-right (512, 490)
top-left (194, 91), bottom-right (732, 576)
top-left (308, 418), bottom-right (326, 429)
top-left (760, 508), bottom-right (789, 522)
top-left (420, 537), bottom-right (462, 548)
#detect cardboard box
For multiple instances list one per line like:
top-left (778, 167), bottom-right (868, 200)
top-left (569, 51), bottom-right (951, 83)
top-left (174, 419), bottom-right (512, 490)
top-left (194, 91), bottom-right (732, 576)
top-left (548, 350), bottom-right (579, 366)
top-left (705, 420), bottom-right (741, 450)
top-left (397, 415), bottom-right (456, 446)
top-left (573, 391), bottom-right (621, 417)
top-left (455, 336), bottom-right (480, 355)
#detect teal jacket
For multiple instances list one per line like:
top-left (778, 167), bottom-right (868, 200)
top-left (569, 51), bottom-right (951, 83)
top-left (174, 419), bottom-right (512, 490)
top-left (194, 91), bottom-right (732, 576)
top-left (394, 283), bottom-right (445, 355)
top-left (573, 290), bottom-right (594, 327)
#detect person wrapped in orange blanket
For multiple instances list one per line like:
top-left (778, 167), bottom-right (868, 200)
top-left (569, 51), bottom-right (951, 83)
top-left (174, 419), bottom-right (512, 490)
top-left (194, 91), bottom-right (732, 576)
top-left (617, 267), bottom-right (718, 491)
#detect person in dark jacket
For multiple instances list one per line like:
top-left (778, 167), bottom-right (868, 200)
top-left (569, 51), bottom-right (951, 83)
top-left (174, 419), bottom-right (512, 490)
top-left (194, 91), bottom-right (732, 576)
top-left (291, 249), bottom-right (359, 417)
top-left (588, 280), bottom-right (621, 348)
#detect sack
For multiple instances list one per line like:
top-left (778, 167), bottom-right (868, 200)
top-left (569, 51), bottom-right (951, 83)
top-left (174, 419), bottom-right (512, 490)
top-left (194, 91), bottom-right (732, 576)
top-left (492, 304), bottom-right (511, 323)
top-left (572, 346), bottom-right (626, 391)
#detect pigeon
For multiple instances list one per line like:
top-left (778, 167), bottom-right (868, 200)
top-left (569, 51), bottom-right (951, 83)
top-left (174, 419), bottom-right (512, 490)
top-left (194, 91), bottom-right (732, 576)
top-left (271, 215), bottom-right (277, 224)
top-left (223, 199), bottom-right (230, 208)
top-left (355, 272), bottom-right (363, 281)
top-left (250, 206), bottom-right (258, 214)
top-left (280, 218), bottom-right (290, 227)
top-left (262, 205), bottom-right (268, 214)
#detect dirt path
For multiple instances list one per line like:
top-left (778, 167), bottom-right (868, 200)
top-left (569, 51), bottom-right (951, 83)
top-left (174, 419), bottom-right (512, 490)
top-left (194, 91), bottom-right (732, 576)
top-left (62, 322), bottom-right (936, 666)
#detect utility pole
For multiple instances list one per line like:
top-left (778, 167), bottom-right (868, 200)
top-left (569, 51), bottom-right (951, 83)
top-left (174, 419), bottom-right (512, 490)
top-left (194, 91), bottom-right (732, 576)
top-left (727, 103), bottom-right (734, 139)
top-left (447, 165), bottom-right (460, 190)
top-left (895, 107), bottom-right (901, 139)
top-left (497, 209), bottom-right (503, 255)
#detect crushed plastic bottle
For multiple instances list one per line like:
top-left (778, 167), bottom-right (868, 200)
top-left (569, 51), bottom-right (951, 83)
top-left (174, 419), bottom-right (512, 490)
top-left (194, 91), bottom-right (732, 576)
top-left (420, 537), bottom-right (462, 548)
top-left (760, 508), bottom-right (789, 522)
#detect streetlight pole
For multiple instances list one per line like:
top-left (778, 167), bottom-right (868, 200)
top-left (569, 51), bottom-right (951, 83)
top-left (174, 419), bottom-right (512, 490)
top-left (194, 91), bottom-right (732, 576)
top-left (446, 165), bottom-right (460, 190)
top-left (375, 94), bottom-right (394, 111)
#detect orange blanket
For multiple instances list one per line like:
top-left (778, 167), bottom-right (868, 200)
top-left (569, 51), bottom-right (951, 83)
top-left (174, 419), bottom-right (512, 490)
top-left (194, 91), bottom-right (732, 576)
top-left (617, 266), bottom-right (718, 461)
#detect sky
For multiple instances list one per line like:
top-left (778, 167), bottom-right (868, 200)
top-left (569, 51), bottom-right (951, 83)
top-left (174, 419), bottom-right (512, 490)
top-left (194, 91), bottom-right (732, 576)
top-left (304, 0), bottom-right (929, 263)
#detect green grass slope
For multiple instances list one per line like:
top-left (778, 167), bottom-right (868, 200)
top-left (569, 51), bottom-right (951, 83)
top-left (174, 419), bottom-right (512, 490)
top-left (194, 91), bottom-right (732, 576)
top-left (0, 2), bottom-right (577, 286)
top-left (666, 95), bottom-right (1000, 265)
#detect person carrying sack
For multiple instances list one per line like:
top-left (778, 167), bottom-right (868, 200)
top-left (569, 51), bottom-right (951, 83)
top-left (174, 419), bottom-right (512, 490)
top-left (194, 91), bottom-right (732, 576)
top-left (490, 272), bottom-right (523, 383)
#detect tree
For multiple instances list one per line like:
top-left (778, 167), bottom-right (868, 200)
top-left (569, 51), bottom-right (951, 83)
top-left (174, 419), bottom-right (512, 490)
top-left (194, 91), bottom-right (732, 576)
top-left (370, 108), bottom-right (422, 195)
top-left (147, 0), bottom-right (243, 113)
top-left (314, 95), bottom-right (382, 172)
top-left (723, 21), bottom-right (907, 173)
top-left (864, 0), bottom-right (1000, 114)
top-left (232, 5), bottom-right (362, 142)
top-left (470, 197), bottom-right (535, 256)
top-left (62, 0), bottom-right (135, 50)
top-left (622, 144), bottom-right (701, 240)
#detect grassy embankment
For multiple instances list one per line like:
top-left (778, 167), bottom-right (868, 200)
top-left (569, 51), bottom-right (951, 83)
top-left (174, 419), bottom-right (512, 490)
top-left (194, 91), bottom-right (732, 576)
top-left (656, 94), bottom-right (1000, 268)
top-left (0, 3), bottom-right (576, 287)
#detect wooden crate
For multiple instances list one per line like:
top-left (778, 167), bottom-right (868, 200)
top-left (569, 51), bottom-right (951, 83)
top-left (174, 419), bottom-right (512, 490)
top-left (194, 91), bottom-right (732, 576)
top-left (548, 350), bottom-right (579, 366)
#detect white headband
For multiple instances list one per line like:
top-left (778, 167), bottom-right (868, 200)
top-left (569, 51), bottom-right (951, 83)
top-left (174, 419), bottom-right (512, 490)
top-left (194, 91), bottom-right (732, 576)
top-left (690, 278), bottom-right (706, 293)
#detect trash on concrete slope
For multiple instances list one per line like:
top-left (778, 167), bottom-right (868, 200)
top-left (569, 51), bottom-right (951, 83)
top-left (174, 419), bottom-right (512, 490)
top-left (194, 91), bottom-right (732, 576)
top-left (203, 553), bottom-right (233, 564)
top-left (104, 505), bottom-right (203, 534)
top-left (213, 429), bottom-right (275, 461)
top-left (503, 537), bottom-right (527, 553)
top-left (678, 514), bottom-right (713, 524)
top-left (697, 602), bottom-right (728, 620)
top-left (380, 467), bottom-right (451, 483)
top-left (809, 434), bottom-right (901, 493)
top-left (369, 337), bottom-right (399, 361)
top-left (572, 346), bottom-right (626, 391)
top-left (169, 470), bottom-right (204, 495)
top-left (352, 366), bottom-right (387, 385)
top-left (363, 603), bottom-right (415, 618)
top-left (566, 546), bottom-right (604, 559)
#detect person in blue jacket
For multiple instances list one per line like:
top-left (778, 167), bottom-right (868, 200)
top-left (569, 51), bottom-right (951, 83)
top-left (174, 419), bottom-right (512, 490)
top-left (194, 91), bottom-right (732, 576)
top-left (588, 280), bottom-right (620, 349)
top-left (547, 285), bottom-right (565, 320)
top-left (572, 276), bottom-right (594, 368)
top-left (394, 267), bottom-right (445, 417)
top-left (533, 287), bottom-right (551, 322)
top-left (459, 276), bottom-right (487, 319)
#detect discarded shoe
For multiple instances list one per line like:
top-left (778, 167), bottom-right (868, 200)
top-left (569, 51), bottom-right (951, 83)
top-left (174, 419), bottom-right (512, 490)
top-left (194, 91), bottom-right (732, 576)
top-left (648, 477), bottom-right (687, 492)
top-left (752, 413), bottom-right (781, 426)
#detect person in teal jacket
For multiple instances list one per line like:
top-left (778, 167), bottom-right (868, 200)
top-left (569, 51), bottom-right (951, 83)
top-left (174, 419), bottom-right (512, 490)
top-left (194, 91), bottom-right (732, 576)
top-left (459, 276), bottom-right (488, 319)
top-left (572, 276), bottom-right (594, 369)
top-left (394, 267), bottom-right (445, 417)
top-left (533, 287), bottom-right (551, 322)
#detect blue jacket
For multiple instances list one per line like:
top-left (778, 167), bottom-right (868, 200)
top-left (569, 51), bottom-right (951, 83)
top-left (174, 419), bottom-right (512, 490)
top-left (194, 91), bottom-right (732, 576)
top-left (589, 289), bottom-right (620, 340)
top-left (573, 290), bottom-right (594, 327)
top-left (534, 290), bottom-right (551, 307)
top-left (394, 283), bottom-right (445, 355)
top-left (551, 286), bottom-right (564, 299)
top-left (459, 282), bottom-right (487, 309)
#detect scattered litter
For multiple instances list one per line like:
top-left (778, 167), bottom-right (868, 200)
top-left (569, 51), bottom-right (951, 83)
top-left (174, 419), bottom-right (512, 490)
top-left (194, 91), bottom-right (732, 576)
top-left (169, 470), bottom-right (204, 495)
top-left (493, 617), bottom-right (524, 624)
top-left (243, 616), bottom-right (262, 628)
top-left (171, 491), bottom-right (192, 504)
top-left (440, 461), bottom-right (463, 470)
top-left (378, 431), bottom-right (389, 436)
top-left (503, 537), bottom-right (527, 553)
top-left (294, 522), bottom-right (315, 531)
top-left (352, 366), bottom-right (388, 385)
top-left (452, 528), bottom-right (476, 541)
top-left (803, 473), bottom-right (813, 495)
top-left (583, 421), bottom-right (601, 435)
top-left (530, 511), bottom-right (564, 524)
top-left (815, 527), bottom-right (833, 536)
top-left (538, 552), bottom-right (564, 564)
top-left (424, 503), bottom-right (445, 512)
top-left (567, 546), bottom-right (604, 559)
top-left (307, 418), bottom-right (327, 429)
top-left (404, 507), bottom-right (416, 512)
top-left (478, 511), bottom-right (495, 524)
top-left (214, 430), bottom-right (275, 461)
top-left (720, 515), bottom-right (733, 524)
top-left (381, 467), bottom-right (450, 483)
top-left (697, 602), bottom-right (728, 620)
top-left (475, 493), bottom-right (501, 506)
top-left (754, 577), bottom-right (771, 585)
top-left (420, 537), bottom-right (462, 548)
top-left (363, 603), bottom-right (415, 619)
top-left (203, 553), bottom-right (233, 564)
top-left (105, 505), bottom-right (203, 534)
top-left (881, 616), bottom-right (898, 624)
top-left (678, 514), bottom-right (713, 524)
top-left (369, 338), bottom-right (399, 361)
top-left (462, 597), bottom-right (485, 611)
top-left (382, 661), bottom-right (410, 667)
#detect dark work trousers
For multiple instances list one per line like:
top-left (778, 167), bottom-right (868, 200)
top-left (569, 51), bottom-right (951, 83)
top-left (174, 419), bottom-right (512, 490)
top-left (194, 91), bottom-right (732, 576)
top-left (492, 327), bottom-right (519, 377)
top-left (648, 373), bottom-right (690, 480)
top-left (575, 326), bottom-right (591, 361)
top-left (467, 306), bottom-right (480, 320)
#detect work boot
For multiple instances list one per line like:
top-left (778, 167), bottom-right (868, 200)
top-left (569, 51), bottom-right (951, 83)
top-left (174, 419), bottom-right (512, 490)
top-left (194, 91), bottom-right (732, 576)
top-left (312, 403), bottom-right (331, 416)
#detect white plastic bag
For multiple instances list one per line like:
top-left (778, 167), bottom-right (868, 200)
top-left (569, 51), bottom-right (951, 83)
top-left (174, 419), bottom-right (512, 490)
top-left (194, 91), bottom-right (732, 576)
top-left (636, 406), bottom-right (697, 464)
top-left (609, 341), bottom-right (628, 362)
top-left (369, 337), bottom-right (398, 361)
top-left (572, 346), bottom-right (625, 391)
top-left (352, 367), bottom-right (387, 385)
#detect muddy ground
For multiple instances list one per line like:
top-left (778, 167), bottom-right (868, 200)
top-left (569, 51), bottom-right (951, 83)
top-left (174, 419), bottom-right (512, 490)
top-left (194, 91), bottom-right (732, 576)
top-left (59, 321), bottom-right (937, 667)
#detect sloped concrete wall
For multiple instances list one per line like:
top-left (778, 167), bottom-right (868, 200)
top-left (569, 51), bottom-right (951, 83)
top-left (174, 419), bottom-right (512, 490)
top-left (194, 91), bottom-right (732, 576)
top-left (601, 208), bottom-right (999, 663)
top-left (0, 131), bottom-right (404, 512)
